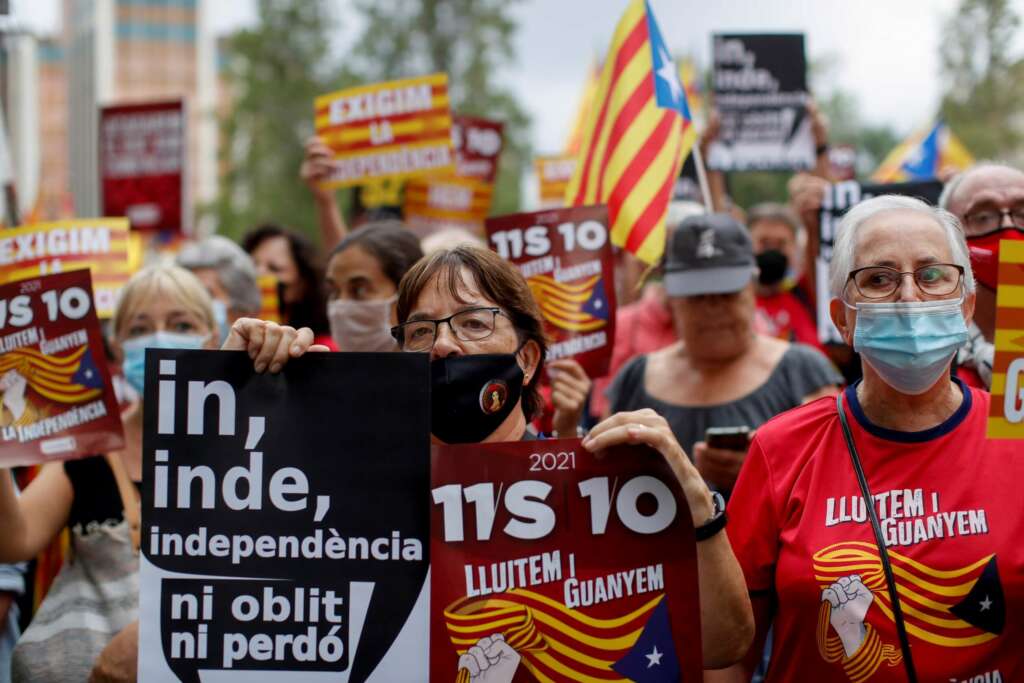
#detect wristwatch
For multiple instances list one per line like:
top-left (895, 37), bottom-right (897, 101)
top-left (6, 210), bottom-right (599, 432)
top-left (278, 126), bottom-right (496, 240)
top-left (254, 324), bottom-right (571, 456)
top-left (695, 491), bottom-right (727, 542)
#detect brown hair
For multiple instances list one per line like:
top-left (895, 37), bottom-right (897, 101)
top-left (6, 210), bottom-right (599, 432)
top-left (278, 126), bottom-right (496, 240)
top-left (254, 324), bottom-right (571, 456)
top-left (396, 245), bottom-right (548, 420)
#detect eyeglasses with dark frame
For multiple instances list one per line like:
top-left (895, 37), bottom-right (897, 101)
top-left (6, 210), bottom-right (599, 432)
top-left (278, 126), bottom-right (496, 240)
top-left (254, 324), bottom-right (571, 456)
top-left (963, 206), bottom-right (1024, 233)
top-left (845, 263), bottom-right (965, 300)
top-left (391, 306), bottom-right (511, 352)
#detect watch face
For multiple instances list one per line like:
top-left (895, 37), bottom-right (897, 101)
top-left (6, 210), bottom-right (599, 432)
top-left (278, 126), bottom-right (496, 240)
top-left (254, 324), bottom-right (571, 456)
top-left (711, 491), bottom-right (726, 518)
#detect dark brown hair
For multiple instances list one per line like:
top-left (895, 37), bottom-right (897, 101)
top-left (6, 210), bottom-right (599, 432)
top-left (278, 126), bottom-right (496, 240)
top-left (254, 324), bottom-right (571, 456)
top-left (331, 220), bottom-right (424, 288)
top-left (396, 245), bottom-right (548, 420)
top-left (242, 224), bottom-right (328, 334)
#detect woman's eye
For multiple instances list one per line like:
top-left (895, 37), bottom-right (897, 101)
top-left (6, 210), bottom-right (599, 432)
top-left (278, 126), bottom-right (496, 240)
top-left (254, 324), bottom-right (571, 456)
top-left (127, 325), bottom-right (150, 338)
top-left (173, 321), bottom-right (196, 333)
top-left (919, 267), bottom-right (941, 282)
top-left (867, 273), bottom-right (894, 286)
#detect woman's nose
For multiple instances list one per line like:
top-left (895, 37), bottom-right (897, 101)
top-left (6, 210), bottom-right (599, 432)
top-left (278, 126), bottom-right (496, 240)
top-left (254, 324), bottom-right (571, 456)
top-left (895, 272), bottom-right (923, 302)
top-left (430, 323), bottom-right (462, 359)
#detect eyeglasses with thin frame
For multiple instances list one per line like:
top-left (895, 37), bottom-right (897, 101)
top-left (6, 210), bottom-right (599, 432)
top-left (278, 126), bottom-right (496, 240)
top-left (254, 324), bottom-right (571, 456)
top-left (391, 306), bottom-right (510, 352)
top-left (963, 206), bottom-right (1024, 234)
top-left (845, 263), bottom-right (964, 300)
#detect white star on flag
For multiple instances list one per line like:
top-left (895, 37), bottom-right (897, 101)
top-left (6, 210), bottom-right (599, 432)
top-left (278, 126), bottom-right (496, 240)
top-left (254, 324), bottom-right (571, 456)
top-left (980, 595), bottom-right (993, 611)
top-left (656, 47), bottom-right (682, 104)
top-left (645, 645), bottom-right (663, 668)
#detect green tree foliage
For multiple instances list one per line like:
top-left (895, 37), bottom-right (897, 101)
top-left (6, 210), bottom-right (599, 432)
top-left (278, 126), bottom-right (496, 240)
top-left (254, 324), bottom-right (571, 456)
top-left (939, 0), bottom-right (1024, 160)
top-left (817, 90), bottom-right (900, 178)
top-left (211, 0), bottom-right (355, 243)
top-left (348, 0), bottom-right (532, 216)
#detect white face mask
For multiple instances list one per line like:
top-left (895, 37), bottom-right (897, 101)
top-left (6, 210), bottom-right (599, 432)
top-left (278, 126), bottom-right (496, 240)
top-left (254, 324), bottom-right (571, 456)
top-left (328, 295), bottom-right (398, 352)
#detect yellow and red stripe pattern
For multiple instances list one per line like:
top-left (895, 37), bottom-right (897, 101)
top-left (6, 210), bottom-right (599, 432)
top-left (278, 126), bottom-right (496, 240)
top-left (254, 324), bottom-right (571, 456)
top-left (813, 541), bottom-right (997, 648)
top-left (988, 239), bottom-right (1024, 437)
top-left (564, 0), bottom-right (697, 265)
top-left (0, 219), bottom-right (132, 318)
top-left (314, 73), bottom-right (455, 188)
top-left (257, 274), bottom-right (281, 324)
top-left (0, 345), bottom-right (102, 405)
top-left (445, 589), bottom-right (663, 682)
top-left (536, 155), bottom-right (577, 207)
top-left (404, 176), bottom-right (494, 230)
top-left (528, 273), bottom-right (606, 333)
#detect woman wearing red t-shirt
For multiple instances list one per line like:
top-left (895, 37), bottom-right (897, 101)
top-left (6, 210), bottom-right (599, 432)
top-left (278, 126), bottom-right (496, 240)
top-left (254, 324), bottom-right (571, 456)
top-left (717, 195), bottom-right (1024, 682)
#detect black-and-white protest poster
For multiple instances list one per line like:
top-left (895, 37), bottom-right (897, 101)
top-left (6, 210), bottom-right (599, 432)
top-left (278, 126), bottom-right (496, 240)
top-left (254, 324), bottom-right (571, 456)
top-left (707, 33), bottom-right (815, 171)
top-left (817, 179), bottom-right (945, 344)
top-left (137, 350), bottom-right (431, 682)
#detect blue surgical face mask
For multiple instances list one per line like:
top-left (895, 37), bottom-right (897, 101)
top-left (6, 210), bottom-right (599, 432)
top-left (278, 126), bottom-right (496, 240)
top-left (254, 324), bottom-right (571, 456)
top-left (211, 299), bottom-right (232, 344)
top-left (849, 297), bottom-right (969, 395)
top-left (122, 331), bottom-right (208, 396)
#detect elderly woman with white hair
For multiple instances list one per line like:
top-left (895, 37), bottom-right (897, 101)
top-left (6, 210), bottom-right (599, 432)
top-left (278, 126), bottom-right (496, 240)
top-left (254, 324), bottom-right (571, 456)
top-left (177, 235), bottom-right (262, 342)
top-left (717, 195), bottom-right (1024, 682)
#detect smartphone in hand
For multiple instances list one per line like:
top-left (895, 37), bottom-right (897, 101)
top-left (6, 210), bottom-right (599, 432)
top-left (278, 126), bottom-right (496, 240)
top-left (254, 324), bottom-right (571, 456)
top-left (704, 426), bottom-right (751, 451)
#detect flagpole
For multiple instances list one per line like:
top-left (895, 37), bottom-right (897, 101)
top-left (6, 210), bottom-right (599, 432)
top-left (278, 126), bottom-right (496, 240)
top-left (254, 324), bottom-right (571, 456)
top-left (691, 144), bottom-right (714, 214)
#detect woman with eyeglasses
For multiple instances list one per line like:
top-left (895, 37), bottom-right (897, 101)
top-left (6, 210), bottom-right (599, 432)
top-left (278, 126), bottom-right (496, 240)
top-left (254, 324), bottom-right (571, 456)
top-left (711, 195), bottom-right (1024, 683)
top-left (225, 244), bottom-right (755, 668)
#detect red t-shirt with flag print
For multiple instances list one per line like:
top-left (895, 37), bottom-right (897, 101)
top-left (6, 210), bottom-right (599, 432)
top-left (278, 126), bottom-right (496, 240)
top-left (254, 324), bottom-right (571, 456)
top-left (728, 380), bottom-right (1024, 682)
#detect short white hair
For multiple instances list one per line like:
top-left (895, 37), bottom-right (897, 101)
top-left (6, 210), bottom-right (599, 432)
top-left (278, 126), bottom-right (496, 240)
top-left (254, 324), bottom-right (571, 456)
top-left (938, 161), bottom-right (1017, 212)
top-left (828, 194), bottom-right (975, 299)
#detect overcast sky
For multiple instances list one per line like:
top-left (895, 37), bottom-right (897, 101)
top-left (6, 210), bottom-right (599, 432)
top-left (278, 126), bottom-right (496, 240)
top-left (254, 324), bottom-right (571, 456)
top-left (13, 0), bottom-right (1018, 154)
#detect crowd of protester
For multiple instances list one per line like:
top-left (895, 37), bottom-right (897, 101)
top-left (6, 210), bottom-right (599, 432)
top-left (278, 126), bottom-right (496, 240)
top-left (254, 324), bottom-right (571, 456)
top-left (0, 97), bottom-right (1022, 683)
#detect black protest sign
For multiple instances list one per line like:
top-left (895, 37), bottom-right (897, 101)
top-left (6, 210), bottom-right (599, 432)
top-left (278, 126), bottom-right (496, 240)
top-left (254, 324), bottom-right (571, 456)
top-left (815, 179), bottom-right (945, 344)
top-left (707, 33), bottom-right (815, 171)
top-left (137, 351), bottom-right (430, 682)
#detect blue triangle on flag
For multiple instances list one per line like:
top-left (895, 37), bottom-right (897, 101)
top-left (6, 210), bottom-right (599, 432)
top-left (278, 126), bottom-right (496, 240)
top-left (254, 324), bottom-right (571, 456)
top-left (900, 124), bottom-right (941, 179)
top-left (611, 598), bottom-right (682, 682)
top-left (581, 278), bottom-right (610, 320)
top-left (72, 348), bottom-right (104, 389)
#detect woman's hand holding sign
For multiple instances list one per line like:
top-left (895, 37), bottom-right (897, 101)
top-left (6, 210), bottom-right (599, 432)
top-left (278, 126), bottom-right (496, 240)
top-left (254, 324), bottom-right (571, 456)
top-left (222, 318), bottom-right (329, 373)
top-left (581, 409), bottom-right (754, 668)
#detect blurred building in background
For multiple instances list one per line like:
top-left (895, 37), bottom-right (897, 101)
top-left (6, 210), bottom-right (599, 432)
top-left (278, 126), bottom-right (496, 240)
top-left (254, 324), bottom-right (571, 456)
top-left (0, 0), bottom-right (217, 229)
top-left (0, 28), bottom-right (40, 222)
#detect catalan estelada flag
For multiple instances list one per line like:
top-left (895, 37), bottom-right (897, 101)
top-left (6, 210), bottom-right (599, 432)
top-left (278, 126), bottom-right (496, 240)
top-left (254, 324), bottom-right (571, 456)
top-left (564, 58), bottom-right (603, 157)
top-left (528, 273), bottom-right (609, 333)
top-left (445, 589), bottom-right (676, 682)
top-left (871, 122), bottom-right (974, 183)
top-left (564, 0), bottom-right (697, 265)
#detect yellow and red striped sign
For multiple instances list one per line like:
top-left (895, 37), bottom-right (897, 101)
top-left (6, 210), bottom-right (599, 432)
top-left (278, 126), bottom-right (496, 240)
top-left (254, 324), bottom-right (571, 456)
top-left (535, 155), bottom-right (576, 207)
top-left (404, 115), bottom-right (504, 231)
top-left (257, 274), bottom-right (281, 324)
top-left (0, 219), bottom-right (132, 318)
top-left (314, 73), bottom-right (455, 188)
top-left (988, 239), bottom-right (1024, 438)
top-left (404, 177), bottom-right (493, 230)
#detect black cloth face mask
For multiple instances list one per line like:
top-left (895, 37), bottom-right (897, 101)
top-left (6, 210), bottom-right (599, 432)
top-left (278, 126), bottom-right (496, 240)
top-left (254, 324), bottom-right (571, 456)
top-left (756, 249), bottom-right (789, 286)
top-left (431, 353), bottom-right (524, 444)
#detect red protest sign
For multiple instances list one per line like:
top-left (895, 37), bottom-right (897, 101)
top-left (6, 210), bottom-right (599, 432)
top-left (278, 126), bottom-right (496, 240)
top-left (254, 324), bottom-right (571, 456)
top-left (100, 100), bottom-right (186, 233)
top-left (430, 438), bottom-right (702, 681)
top-left (0, 270), bottom-right (124, 466)
top-left (486, 206), bottom-right (616, 377)
top-left (405, 115), bottom-right (505, 231)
